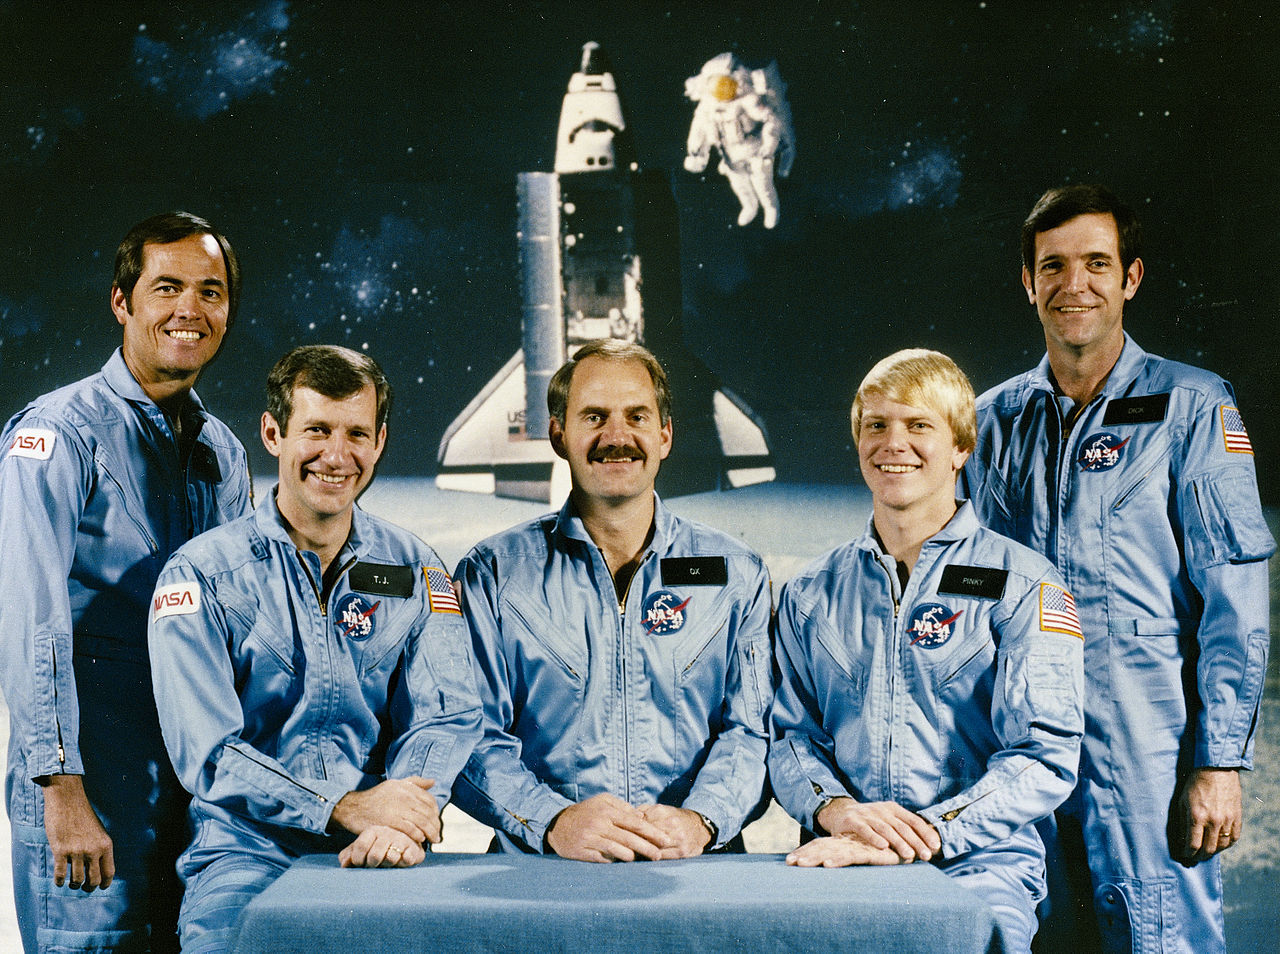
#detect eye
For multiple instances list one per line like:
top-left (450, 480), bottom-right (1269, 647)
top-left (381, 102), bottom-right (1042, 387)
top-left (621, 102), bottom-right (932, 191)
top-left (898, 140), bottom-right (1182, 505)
top-left (202, 288), bottom-right (223, 299)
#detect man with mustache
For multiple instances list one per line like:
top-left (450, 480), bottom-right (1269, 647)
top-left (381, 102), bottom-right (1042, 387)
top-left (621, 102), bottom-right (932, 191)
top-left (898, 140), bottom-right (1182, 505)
top-left (0, 212), bottom-right (252, 952)
top-left (965, 184), bottom-right (1274, 954)
top-left (453, 339), bottom-right (773, 861)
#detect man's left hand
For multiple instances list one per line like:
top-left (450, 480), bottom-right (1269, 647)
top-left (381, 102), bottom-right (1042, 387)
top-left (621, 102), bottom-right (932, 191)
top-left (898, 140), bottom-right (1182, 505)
top-left (1177, 767), bottom-right (1243, 865)
top-left (637, 805), bottom-right (713, 859)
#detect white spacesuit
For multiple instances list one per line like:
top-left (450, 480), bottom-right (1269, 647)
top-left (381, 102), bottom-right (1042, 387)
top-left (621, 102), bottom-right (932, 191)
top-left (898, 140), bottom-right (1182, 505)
top-left (684, 53), bottom-right (795, 228)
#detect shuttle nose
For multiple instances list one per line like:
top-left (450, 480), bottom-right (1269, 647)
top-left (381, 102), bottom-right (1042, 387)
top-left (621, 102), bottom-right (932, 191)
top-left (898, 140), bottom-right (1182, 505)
top-left (579, 41), bottom-right (608, 76)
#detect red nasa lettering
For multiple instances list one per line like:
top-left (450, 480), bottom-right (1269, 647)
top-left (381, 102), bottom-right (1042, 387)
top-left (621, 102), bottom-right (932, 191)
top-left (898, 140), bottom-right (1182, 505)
top-left (11, 434), bottom-right (47, 454)
top-left (154, 589), bottom-right (195, 613)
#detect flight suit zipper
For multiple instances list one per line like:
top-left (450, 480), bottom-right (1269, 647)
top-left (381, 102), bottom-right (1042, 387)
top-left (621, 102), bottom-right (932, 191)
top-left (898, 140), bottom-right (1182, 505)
top-left (614, 550), bottom-right (652, 805)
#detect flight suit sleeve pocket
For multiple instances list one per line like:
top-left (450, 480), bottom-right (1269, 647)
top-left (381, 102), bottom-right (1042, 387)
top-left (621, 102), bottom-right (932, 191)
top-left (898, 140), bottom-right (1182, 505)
top-left (1185, 474), bottom-right (1276, 567)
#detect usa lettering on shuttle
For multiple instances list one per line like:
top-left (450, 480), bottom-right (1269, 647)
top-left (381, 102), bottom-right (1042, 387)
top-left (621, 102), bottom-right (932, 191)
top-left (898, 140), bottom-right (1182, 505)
top-left (7, 427), bottom-right (56, 461)
top-left (153, 582), bottom-right (201, 621)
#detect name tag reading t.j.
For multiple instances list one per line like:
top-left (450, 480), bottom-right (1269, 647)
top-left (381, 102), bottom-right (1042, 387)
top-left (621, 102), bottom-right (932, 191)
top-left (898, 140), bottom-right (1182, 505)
top-left (938, 565), bottom-right (1008, 600)
top-left (348, 562), bottom-right (416, 598)
top-left (661, 557), bottom-right (728, 586)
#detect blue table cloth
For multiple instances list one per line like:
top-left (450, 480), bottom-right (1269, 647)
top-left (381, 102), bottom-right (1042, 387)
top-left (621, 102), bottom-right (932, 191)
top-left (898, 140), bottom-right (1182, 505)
top-left (230, 853), bottom-right (999, 953)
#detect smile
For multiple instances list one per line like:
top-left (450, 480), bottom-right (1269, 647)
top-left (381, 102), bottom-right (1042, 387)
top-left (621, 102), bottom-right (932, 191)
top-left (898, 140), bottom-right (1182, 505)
top-left (877, 464), bottom-right (919, 473)
top-left (165, 329), bottom-right (204, 341)
top-left (311, 472), bottom-right (351, 485)
top-left (1054, 306), bottom-right (1095, 314)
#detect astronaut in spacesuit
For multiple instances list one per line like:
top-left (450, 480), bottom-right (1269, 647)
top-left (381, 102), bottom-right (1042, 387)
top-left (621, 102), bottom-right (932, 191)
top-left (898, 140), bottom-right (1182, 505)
top-left (684, 53), bottom-right (795, 229)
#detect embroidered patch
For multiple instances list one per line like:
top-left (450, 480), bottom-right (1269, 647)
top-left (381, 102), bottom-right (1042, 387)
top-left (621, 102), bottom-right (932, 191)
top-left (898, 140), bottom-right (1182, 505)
top-left (1220, 405), bottom-right (1254, 455)
top-left (152, 582), bottom-right (200, 621)
top-left (7, 427), bottom-right (56, 461)
top-left (642, 589), bottom-right (690, 635)
top-left (425, 567), bottom-right (461, 615)
top-left (1077, 432), bottom-right (1130, 471)
top-left (907, 602), bottom-right (963, 649)
top-left (335, 593), bottom-right (379, 640)
top-left (1039, 583), bottom-right (1083, 639)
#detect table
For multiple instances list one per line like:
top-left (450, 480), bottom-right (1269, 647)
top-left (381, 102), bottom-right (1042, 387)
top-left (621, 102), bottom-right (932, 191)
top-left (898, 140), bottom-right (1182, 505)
top-left (231, 853), bottom-right (999, 953)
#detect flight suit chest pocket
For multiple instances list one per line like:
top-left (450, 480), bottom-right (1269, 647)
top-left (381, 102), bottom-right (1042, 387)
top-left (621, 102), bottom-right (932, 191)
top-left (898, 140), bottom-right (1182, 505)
top-left (504, 595), bottom-right (585, 682)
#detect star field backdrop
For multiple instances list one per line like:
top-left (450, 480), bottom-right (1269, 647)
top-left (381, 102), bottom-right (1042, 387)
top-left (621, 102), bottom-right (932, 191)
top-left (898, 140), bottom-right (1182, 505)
top-left (1, 0), bottom-right (1277, 497)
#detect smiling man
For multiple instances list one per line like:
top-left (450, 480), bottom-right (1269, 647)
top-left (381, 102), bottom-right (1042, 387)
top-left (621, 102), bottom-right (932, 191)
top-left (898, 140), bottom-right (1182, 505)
top-left (453, 339), bottom-right (773, 862)
top-left (965, 185), bottom-right (1274, 954)
top-left (0, 212), bottom-right (252, 953)
top-left (147, 345), bottom-right (481, 953)
top-left (769, 349), bottom-right (1084, 953)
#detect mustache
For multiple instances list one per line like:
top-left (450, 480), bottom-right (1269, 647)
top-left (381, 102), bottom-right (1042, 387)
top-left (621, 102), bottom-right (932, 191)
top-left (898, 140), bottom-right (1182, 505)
top-left (589, 444), bottom-right (646, 462)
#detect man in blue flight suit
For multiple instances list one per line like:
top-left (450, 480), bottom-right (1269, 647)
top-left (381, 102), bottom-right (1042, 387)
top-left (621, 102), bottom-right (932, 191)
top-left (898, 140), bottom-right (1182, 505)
top-left (453, 339), bottom-right (773, 862)
top-left (147, 345), bottom-right (482, 953)
top-left (770, 349), bottom-right (1085, 953)
top-left (964, 184), bottom-right (1274, 954)
top-left (0, 212), bottom-right (252, 953)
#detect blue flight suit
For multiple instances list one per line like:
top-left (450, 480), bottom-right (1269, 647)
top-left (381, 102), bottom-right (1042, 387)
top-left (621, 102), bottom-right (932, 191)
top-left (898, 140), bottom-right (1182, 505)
top-left (769, 502), bottom-right (1085, 953)
top-left (966, 334), bottom-right (1274, 954)
top-left (453, 495), bottom-right (773, 852)
top-left (0, 349), bottom-right (251, 953)
top-left (147, 498), bottom-right (483, 954)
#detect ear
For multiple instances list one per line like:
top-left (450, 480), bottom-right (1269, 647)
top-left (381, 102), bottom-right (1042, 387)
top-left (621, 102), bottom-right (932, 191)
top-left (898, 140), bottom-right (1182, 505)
top-left (1021, 266), bottom-right (1036, 305)
top-left (1122, 257), bottom-right (1144, 300)
top-left (951, 446), bottom-right (971, 473)
top-left (548, 418), bottom-right (568, 460)
top-left (370, 424), bottom-right (388, 464)
top-left (261, 412), bottom-right (284, 457)
top-left (110, 286), bottom-right (130, 327)
top-left (657, 418), bottom-right (673, 461)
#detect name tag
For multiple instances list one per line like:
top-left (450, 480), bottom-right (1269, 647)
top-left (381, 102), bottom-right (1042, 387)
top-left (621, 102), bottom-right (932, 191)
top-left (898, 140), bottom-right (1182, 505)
top-left (349, 562), bottom-right (415, 598)
top-left (661, 557), bottom-right (728, 586)
top-left (1103, 394), bottom-right (1168, 425)
top-left (938, 565), bottom-right (1007, 600)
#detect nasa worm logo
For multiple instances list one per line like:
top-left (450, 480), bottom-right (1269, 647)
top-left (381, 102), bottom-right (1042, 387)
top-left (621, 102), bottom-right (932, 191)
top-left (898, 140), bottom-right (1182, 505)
top-left (335, 593), bottom-right (379, 640)
top-left (907, 602), bottom-right (963, 649)
top-left (1077, 432), bottom-right (1130, 472)
top-left (642, 590), bottom-right (690, 635)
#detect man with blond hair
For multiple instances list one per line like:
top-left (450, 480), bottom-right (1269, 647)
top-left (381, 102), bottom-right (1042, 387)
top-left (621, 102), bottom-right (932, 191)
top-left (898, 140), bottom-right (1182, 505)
top-left (770, 348), bottom-right (1084, 953)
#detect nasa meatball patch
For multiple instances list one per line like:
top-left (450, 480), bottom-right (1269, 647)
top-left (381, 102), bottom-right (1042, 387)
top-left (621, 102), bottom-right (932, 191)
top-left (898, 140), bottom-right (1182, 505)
top-left (1076, 432), bottom-right (1130, 471)
top-left (642, 590), bottom-right (690, 635)
top-left (152, 582), bottom-right (200, 621)
top-left (907, 602), bottom-right (963, 649)
top-left (335, 592), bottom-right (379, 640)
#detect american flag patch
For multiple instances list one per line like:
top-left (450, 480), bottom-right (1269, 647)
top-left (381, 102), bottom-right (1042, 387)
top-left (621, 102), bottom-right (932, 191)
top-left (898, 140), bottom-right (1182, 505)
top-left (1039, 583), bottom-right (1083, 639)
top-left (425, 567), bottom-right (461, 615)
top-left (1220, 405), bottom-right (1254, 455)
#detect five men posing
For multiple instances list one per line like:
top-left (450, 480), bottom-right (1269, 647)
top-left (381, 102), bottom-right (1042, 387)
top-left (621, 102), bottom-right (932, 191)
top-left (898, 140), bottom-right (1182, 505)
top-left (0, 185), bottom-right (1272, 954)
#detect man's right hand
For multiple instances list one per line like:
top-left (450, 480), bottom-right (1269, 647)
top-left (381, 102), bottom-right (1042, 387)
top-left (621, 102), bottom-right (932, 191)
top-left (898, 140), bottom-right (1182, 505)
top-left (545, 793), bottom-right (677, 863)
top-left (816, 796), bottom-right (940, 863)
top-left (328, 776), bottom-right (440, 845)
top-left (40, 774), bottom-right (114, 891)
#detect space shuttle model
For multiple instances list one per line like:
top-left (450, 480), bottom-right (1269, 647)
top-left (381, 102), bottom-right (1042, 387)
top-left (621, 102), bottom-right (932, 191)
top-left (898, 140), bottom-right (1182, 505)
top-left (436, 42), bottom-right (774, 502)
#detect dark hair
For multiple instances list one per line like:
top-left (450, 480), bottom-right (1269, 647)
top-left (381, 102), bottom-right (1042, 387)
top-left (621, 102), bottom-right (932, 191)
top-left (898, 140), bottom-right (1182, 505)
top-left (1021, 184), bottom-right (1142, 278)
top-left (113, 211), bottom-right (242, 323)
top-left (546, 339), bottom-right (671, 427)
top-left (266, 345), bottom-right (392, 436)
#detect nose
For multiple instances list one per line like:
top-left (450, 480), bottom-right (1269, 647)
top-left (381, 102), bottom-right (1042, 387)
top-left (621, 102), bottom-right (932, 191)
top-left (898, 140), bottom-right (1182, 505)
top-left (318, 433), bottom-right (353, 464)
top-left (1061, 261), bottom-right (1089, 293)
top-left (599, 413), bottom-right (629, 445)
top-left (172, 286), bottom-right (204, 319)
